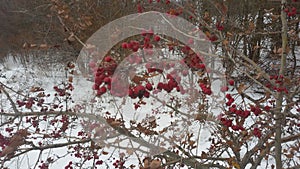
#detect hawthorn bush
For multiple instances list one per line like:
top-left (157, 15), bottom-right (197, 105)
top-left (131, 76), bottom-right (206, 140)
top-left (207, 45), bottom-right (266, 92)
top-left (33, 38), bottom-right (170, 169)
top-left (0, 0), bottom-right (300, 169)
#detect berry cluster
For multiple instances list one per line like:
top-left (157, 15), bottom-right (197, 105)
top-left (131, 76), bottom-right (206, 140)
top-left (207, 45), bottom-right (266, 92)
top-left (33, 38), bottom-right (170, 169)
top-left (229, 105), bottom-right (251, 119)
top-left (266, 75), bottom-right (289, 94)
top-left (253, 127), bottom-right (262, 138)
top-left (112, 159), bottom-right (125, 169)
top-left (64, 161), bottom-right (73, 169)
top-left (91, 57), bottom-right (117, 96)
top-left (216, 22), bottom-right (224, 31)
top-left (284, 6), bottom-right (297, 17)
top-left (199, 82), bottom-right (212, 95)
top-left (250, 105), bottom-right (262, 116)
top-left (225, 93), bottom-right (234, 106)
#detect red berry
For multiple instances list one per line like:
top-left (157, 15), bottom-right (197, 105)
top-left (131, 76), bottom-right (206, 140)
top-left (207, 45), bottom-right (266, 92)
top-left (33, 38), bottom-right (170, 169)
top-left (157, 82), bottom-right (164, 90)
top-left (97, 87), bottom-right (106, 96)
top-left (103, 77), bottom-right (111, 84)
top-left (134, 103), bottom-right (140, 110)
top-left (134, 85), bottom-right (145, 98)
top-left (166, 74), bottom-right (173, 79)
top-left (144, 91), bottom-right (150, 98)
top-left (221, 118), bottom-right (232, 127)
top-left (96, 160), bottom-right (103, 165)
top-left (253, 106), bottom-right (262, 116)
top-left (100, 86), bottom-right (106, 92)
top-left (209, 35), bottom-right (218, 41)
top-left (132, 45), bottom-right (139, 52)
top-left (137, 4), bottom-right (143, 13)
top-left (141, 29), bottom-right (148, 36)
top-left (95, 75), bottom-right (104, 85)
top-left (104, 56), bottom-right (112, 62)
top-left (144, 36), bottom-right (150, 42)
top-left (231, 125), bottom-right (239, 131)
top-left (25, 102), bottom-right (33, 109)
top-left (163, 83), bottom-right (172, 93)
top-left (225, 93), bottom-right (232, 99)
top-left (93, 84), bottom-right (99, 90)
top-left (216, 22), bottom-right (224, 31)
top-left (154, 35), bottom-right (161, 42)
top-left (146, 83), bottom-right (153, 91)
top-left (253, 128), bottom-right (262, 138)
top-left (284, 8), bottom-right (289, 13)
top-left (243, 110), bottom-right (250, 118)
top-left (228, 79), bottom-right (234, 86)
top-left (264, 105), bottom-right (271, 111)
top-left (197, 63), bottom-right (205, 69)
top-left (148, 29), bottom-right (154, 35)
top-left (221, 86), bottom-right (229, 92)
top-left (121, 42), bottom-right (128, 49)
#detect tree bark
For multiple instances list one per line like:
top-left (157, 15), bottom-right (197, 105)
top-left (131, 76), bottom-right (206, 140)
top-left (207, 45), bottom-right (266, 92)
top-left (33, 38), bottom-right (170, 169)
top-left (274, 0), bottom-right (288, 168)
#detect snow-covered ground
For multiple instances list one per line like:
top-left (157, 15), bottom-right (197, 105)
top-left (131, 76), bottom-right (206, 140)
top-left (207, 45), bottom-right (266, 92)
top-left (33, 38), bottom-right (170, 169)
top-left (0, 52), bottom-right (299, 169)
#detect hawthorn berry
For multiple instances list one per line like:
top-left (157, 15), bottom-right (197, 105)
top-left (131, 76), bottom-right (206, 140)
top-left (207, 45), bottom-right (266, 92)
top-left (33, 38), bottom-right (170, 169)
top-left (231, 125), bottom-right (240, 131)
top-left (154, 35), bottom-right (161, 42)
top-left (131, 44), bottom-right (139, 52)
top-left (92, 84), bottom-right (100, 90)
top-left (103, 77), bottom-right (111, 84)
top-left (134, 85), bottom-right (146, 98)
top-left (209, 35), bottom-right (218, 42)
top-left (146, 83), bottom-right (153, 91)
top-left (96, 160), bottom-right (103, 165)
top-left (251, 106), bottom-right (262, 116)
top-left (144, 35), bottom-right (151, 43)
top-left (216, 22), bottom-right (224, 31)
top-left (221, 118), bottom-right (232, 127)
top-left (241, 110), bottom-right (250, 118)
top-left (284, 8), bottom-right (289, 13)
top-left (253, 127), bottom-right (262, 138)
top-left (97, 87), bottom-right (106, 96)
top-left (141, 29), bottom-right (148, 36)
top-left (104, 56), bottom-right (112, 62)
top-left (94, 76), bottom-right (104, 85)
top-left (137, 4), bottom-right (143, 13)
top-left (144, 91), bottom-right (150, 98)
top-left (264, 105), bottom-right (271, 111)
top-left (157, 82), bottom-right (164, 90)
top-left (228, 79), bottom-right (234, 86)
top-left (121, 42), bottom-right (128, 49)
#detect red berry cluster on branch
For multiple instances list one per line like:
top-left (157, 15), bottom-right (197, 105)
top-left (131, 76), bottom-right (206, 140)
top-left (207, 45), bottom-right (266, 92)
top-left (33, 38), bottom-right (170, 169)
top-left (284, 6), bottom-right (297, 17)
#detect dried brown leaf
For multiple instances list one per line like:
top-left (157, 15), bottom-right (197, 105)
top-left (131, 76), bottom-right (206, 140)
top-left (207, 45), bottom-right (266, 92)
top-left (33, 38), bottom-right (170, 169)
top-left (150, 159), bottom-right (161, 169)
top-left (0, 146), bottom-right (15, 157)
top-left (237, 83), bottom-right (247, 94)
